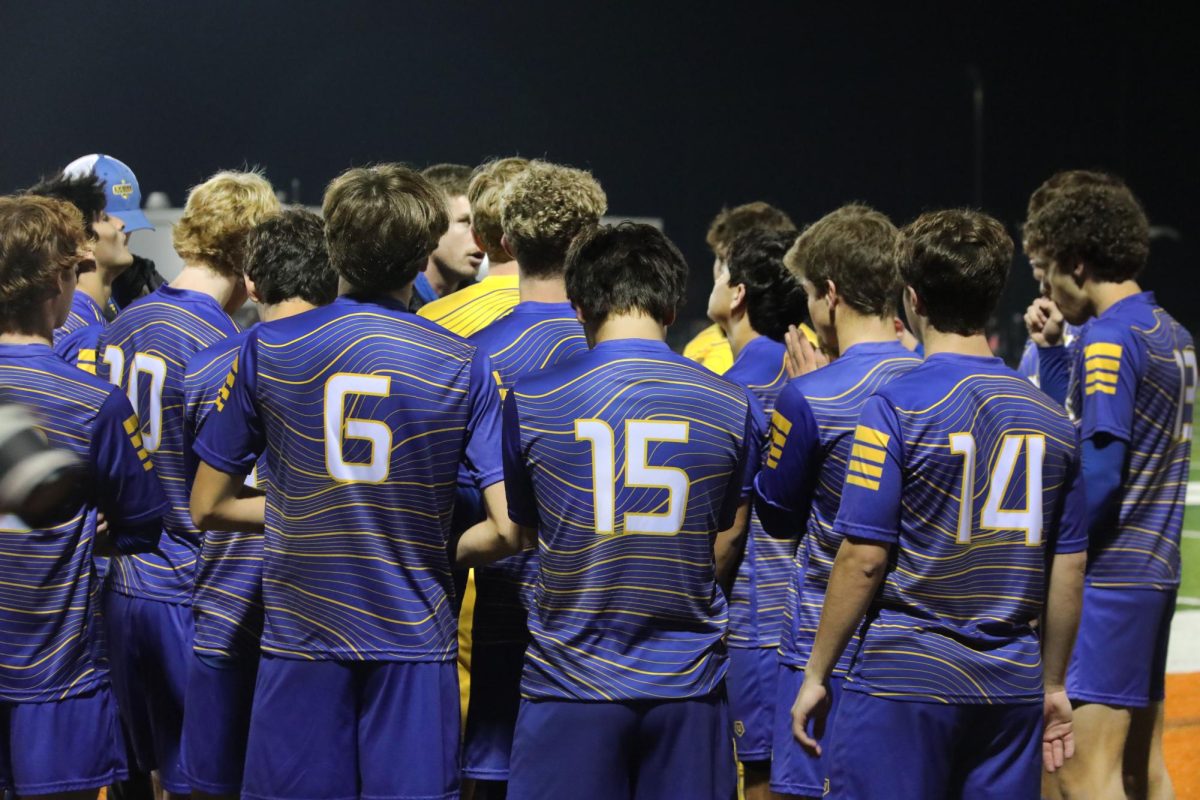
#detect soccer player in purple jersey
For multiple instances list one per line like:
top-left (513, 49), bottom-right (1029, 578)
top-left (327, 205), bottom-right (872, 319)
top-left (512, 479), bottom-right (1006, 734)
top-left (791, 210), bottom-right (1087, 799)
top-left (459, 162), bottom-right (603, 799)
top-left (179, 209), bottom-right (337, 799)
top-left (495, 222), bottom-right (758, 800)
top-left (100, 171), bottom-right (279, 800)
top-left (706, 227), bottom-right (808, 799)
top-left (1025, 181), bottom-right (1195, 800)
top-left (0, 195), bottom-right (166, 799)
top-left (190, 164), bottom-right (514, 800)
top-left (755, 205), bottom-right (922, 799)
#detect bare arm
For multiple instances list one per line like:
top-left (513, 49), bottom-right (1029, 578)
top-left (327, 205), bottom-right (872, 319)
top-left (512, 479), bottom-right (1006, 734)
top-left (714, 500), bottom-right (751, 597)
top-left (1041, 549), bottom-right (1086, 772)
top-left (190, 461), bottom-right (265, 533)
top-left (454, 481), bottom-right (533, 567)
top-left (792, 537), bottom-right (890, 753)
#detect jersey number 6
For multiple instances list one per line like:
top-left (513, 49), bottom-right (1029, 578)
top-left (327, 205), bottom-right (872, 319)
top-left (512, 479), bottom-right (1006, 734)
top-left (325, 373), bottom-right (392, 483)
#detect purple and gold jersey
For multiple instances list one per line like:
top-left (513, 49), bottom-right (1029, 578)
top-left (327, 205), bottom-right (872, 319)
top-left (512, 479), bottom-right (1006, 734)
top-left (185, 329), bottom-right (265, 658)
top-left (723, 336), bottom-right (793, 649)
top-left (833, 354), bottom-right (1086, 703)
top-left (53, 291), bottom-right (106, 345)
top-left (503, 339), bottom-right (755, 701)
top-left (193, 295), bottom-right (503, 661)
top-left (756, 341), bottom-right (921, 673)
top-left (0, 344), bottom-right (166, 702)
top-left (418, 273), bottom-right (520, 338)
top-left (1068, 292), bottom-right (1195, 588)
top-left (468, 302), bottom-right (587, 647)
top-left (100, 285), bottom-right (238, 604)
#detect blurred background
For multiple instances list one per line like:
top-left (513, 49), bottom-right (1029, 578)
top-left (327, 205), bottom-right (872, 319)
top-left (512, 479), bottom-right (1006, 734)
top-left (2, 2), bottom-right (1194, 356)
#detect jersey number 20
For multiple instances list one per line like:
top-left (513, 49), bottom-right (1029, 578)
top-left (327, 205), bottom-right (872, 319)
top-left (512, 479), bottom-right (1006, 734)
top-left (949, 433), bottom-right (1045, 545)
top-left (575, 419), bottom-right (690, 535)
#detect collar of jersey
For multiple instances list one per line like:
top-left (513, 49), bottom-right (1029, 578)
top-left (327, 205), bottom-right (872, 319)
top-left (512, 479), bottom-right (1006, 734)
top-left (1099, 290), bottom-right (1154, 319)
top-left (510, 301), bottom-right (575, 316)
top-left (0, 342), bottom-right (54, 358)
top-left (839, 340), bottom-right (913, 359)
top-left (922, 351), bottom-right (1005, 367)
top-left (590, 338), bottom-right (671, 355)
top-left (336, 293), bottom-right (412, 314)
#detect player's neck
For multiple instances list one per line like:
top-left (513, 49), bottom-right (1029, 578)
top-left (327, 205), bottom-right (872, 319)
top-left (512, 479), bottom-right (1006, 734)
top-left (260, 299), bottom-right (317, 324)
top-left (920, 328), bottom-right (994, 358)
top-left (422, 260), bottom-right (463, 297)
top-left (75, 270), bottom-right (112, 311)
top-left (172, 263), bottom-right (244, 314)
top-left (519, 270), bottom-right (568, 304)
top-left (486, 259), bottom-right (519, 278)
top-left (590, 313), bottom-right (667, 346)
top-left (725, 316), bottom-right (759, 359)
top-left (1086, 279), bottom-right (1142, 318)
top-left (0, 330), bottom-right (51, 346)
top-left (833, 311), bottom-right (897, 356)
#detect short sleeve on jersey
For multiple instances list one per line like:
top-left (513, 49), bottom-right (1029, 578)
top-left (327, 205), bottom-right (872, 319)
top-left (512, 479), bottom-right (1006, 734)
top-left (1079, 323), bottom-right (1141, 443)
top-left (741, 390), bottom-right (767, 498)
top-left (754, 384), bottom-right (821, 518)
top-left (462, 350), bottom-right (504, 490)
top-left (193, 334), bottom-right (264, 476)
top-left (90, 389), bottom-right (169, 528)
top-left (831, 395), bottom-right (904, 545)
top-left (502, 392), bottom-right (538, 527)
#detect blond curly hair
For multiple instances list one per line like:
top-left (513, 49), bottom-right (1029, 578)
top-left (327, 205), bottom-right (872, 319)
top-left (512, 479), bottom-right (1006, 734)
top-left (500, 161), bottom-right (607, 277)
top-left (172, 170), bottom-right (280, 276)
top-left (468, 157), bottom-right (530, 263)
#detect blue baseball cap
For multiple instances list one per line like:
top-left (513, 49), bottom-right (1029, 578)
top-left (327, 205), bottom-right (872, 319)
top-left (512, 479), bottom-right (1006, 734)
top-left (62, 154), bottom-right (154, 233)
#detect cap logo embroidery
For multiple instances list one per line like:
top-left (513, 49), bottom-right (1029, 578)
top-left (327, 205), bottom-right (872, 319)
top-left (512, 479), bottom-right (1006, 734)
top-left (112, 180), bottom-right (134, 200)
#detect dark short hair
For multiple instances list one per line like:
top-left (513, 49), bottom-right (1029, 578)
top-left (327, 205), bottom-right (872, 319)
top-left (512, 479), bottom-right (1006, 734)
top-left (726, 230), bottom-right (807, 341)
top-left (706, 202), bottom-right (796, 260)
top-left (785, 204), bottom-right (900, 317)
top-left (565, 222), bottom-right (687, 327)
top-left (322, 164), bottom-right (448, 295)
top-left (1026, 169), bottom-right (1125, 218)
top-left (898, 209), bottom-right (1014, 335)
top-left (1022, 183), bottom-right (1149, 283)
top-left (245, 208), bottom-right (337, 306)
top-left (421, 163), bottom-right (473, 199)
top-left (24, 174), bottom-right (106, 238)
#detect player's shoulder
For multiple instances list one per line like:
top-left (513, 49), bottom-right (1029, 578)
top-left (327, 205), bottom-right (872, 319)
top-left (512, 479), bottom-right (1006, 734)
top-left (186, 328), bottom-right (253, 378)
top-left (39, 348), bottom-right (125, 413)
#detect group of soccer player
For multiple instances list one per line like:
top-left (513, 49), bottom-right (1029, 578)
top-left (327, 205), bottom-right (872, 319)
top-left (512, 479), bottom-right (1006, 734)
top-left (0, 151), bottom-right (1192, 800)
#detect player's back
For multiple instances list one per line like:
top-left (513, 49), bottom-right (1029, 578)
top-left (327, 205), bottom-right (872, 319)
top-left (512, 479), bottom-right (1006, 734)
top-left (0, 344), bottom-right (157, 701)
top-left (53, 291), bottom-right (106, 344)
top-left (468, 301), bottom-right (587, 646)
top-left (842, 353), bottom-right (1078, 703)
top-left (101, 284), bottom-right (238, 603)
top-left (723, 335), bottom-right (791, 649)
top-left (184, 330), bottom-right (264, 657)
top-left (508, 338), bottom-right (753, 701)
top-left (768, 341), bottom-right (922, 673)
top-left (1070, 292), bottom-right (1194, 587)
top-left (417, 273), bottom-right (520, 338)
top-left (220, 295), bottom-right (496, 660)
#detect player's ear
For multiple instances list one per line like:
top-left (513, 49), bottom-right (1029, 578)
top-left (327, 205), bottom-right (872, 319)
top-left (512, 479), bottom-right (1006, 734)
top-left (729, 282), bottom-right (747, 316)
top-left (1071, 260), bottom-right (1088, 285)
top-left (905, 285), bottom-right (925, 318)
top-left (244, 275), bottom-right (262, 304)
top-left (825, 279), bottom-right (839, 310)
top-left (500, 234), bottom-right (517, 263)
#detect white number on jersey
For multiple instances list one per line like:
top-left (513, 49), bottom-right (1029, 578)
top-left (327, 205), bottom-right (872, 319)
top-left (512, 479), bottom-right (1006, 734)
top-left (324, 373), bottom-right (392, 483)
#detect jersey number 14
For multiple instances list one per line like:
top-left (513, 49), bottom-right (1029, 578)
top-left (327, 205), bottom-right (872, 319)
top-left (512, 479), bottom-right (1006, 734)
top-left (949, 433), bottom-right (1046, 546)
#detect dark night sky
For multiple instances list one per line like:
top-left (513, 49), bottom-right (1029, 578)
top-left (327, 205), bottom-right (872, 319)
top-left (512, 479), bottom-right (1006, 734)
top-left (2, 2), bottom-right (1195, 348)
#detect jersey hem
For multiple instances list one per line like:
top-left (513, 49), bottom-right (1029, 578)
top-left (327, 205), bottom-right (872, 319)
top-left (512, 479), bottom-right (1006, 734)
top-left (844, 683), bottom-right (1042, 705)
top-left (260, 647), bottom-right (456, 662)
top-left (6, 768), bottom-right (129, 796)
top-left (831, 521), bottom-right (897, 545)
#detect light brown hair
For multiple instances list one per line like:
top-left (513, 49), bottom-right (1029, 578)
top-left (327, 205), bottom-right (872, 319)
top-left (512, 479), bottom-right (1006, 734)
top-left (0, 195), bottom-right (86, 328)
top-left (467, 157), bottom-right (530, 262)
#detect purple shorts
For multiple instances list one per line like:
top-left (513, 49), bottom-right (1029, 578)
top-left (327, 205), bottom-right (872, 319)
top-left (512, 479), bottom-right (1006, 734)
top-left (727, 646), bottom-right (779, 762)
top-left (181, 652), bottom-right (258, 795)
top-left (827, 690), bottom-right (1041, 799)
top-left (770, 664), bottom-right (845, 797)
top-left (1067, 586), bottom-right (1175, 708)
top-left (508, 692), bottom-right (736, 800)
top-left (242, 656), bottom-right (459, 800)
top-left (1, 686), bottom-right (128, 795)
top-left (103, 589), bottom-right (193, 794)
top-left (463, 640), bottom-right (525, 781)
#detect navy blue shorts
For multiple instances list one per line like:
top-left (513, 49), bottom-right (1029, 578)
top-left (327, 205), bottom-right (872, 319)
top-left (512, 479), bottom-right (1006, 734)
top-left (463, 640), bottom-right (525, 781)
top-left (508, 692), bottom-right (736, 800)
top-left (242, 656), bottom-right (460, 800)
top-left (827, 690), bottom-right (1041, 799)
top-left (1, 686), bottom-right (128, 795)
top-left (770, 664), bottom-right (845, 798)
top-left (181, 652), bottom-right (258, 795)
top-left (1067, 586), bottom-right (1175, 708)
top-left (103, 589), bottom-right (193, 794)
top-left (726, 647), bottom-right (778, 763)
